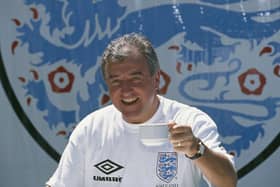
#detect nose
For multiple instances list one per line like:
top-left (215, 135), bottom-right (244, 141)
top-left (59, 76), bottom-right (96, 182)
top-left (120, 81), bottom-right (133, 94)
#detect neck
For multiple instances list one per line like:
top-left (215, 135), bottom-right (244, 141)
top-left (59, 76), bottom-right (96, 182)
top-left (123, 95), bottom-right (160, 124)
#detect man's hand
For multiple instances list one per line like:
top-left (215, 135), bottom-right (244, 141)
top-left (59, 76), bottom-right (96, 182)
top-left (168, 122), bottom-right (237, 187)
top-left (168, 122), bottom-right (200, 157)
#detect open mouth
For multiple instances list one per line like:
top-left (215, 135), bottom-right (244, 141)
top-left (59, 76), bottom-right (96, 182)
top-left (121, 97), bottom-right (139, 105)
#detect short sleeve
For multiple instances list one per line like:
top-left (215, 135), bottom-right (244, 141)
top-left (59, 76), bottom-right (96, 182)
top-left (45, 121), bottom-right (88, 187)
top-left (190, 110), bottom-right (235, 165)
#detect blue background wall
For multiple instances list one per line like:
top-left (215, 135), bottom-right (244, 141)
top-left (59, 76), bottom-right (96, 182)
top-left (1, 0), bottom-right (279, 186)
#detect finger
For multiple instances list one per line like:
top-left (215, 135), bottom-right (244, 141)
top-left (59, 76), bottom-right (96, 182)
top-left (173, 145), bottom-right (188, 154)
top-left (172, 140), bottom-right (190, 153)
top-left (169, 125), bottom-right (192, 135)
top-left (169, 130), bottom-right (193, 141)
top-left (169, 132), bottom-right (187, 141)
top-left (172, 138), bottom-right (198, 154)
top-left (168, 121), bottom-right (176, 129)
top-left (173, 141), bottom-right (184, 148)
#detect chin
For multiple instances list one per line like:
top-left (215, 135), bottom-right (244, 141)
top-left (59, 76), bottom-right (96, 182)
top-left (122, 112), bottom-right (143, 123)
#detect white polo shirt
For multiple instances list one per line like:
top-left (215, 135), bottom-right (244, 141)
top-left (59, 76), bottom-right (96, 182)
top-left (46, 96), bottom-right (234, 187)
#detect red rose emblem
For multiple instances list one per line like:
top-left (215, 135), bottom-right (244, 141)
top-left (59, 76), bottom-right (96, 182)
top-left (238, 68), bottom-right (266, 95)
top-left (48, 66), bottom-right (75, 93)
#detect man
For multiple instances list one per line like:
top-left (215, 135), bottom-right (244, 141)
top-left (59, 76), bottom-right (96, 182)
top-left (46, 33), bottom-right (237, 187)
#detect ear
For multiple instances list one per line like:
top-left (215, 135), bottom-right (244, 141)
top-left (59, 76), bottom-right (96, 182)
top-left (154, 70), bottom-right (161, 90)
top-left (158, 70), bottom-right (170, 95)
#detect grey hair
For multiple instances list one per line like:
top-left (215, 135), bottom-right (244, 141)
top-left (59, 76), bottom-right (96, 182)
top-left (101, 33), bottom-right (160, 78)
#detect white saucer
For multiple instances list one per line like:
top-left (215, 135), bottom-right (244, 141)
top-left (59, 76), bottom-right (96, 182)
top-left (141, 138), bottom-right (169, 146)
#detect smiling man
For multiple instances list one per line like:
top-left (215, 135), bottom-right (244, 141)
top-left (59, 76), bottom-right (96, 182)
top-left (46, 33), bottom-right (237, 187)
top-left (103, 45), bottom-right (160, 123)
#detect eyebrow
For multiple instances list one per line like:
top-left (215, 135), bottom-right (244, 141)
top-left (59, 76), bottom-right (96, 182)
top-left (130, 71), bottom-right (144, 76)
top-left (107, 71), bottom-right (144, 79)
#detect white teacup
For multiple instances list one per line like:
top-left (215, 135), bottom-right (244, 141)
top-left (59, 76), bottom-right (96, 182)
top-left (139, 122), bottom-right (169, 146)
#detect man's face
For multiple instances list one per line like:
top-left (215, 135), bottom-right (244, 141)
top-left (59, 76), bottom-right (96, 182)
top-left (104, 47), bottom-right (160, 123)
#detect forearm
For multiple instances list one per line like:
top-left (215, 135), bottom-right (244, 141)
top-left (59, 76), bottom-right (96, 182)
top-left (168, 123), bottom-right (237, 186)
top-left (194, 145), bottom-right (237, 187)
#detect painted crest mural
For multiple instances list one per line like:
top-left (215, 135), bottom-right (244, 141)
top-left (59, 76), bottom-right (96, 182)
top-left (0, 0), bottom-right (279, 179)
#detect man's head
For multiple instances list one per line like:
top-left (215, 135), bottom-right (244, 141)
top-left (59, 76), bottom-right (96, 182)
top-left (101, 33), bottom-right (160, 78)
top-left (101, 33), bottom-right (161, 123)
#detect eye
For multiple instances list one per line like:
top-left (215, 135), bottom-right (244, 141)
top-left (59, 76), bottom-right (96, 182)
top-left (131, 75), bottom-right (143, 83)
top-left (110, 79), bottom-right (121, 86)
top-left (133, 77), bottom-right (141, 81)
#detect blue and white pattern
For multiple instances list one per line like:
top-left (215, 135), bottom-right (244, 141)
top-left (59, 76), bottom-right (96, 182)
top-left (0, 0), bottom-right (279, 177)
top-left (157, 152), bottom-right (178, 183)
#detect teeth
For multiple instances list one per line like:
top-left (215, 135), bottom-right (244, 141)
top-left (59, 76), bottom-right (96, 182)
top-left (122, 97), bottom-right (138, 104)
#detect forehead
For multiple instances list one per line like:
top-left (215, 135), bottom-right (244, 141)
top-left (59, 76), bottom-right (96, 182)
top-left (104, 47), bottom-right (150, 77)
top-left (106, 58), bottom-right (149, 77)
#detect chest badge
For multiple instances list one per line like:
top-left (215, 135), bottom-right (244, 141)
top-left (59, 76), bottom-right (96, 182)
top-left (156, 152), bottom-right (178, 183)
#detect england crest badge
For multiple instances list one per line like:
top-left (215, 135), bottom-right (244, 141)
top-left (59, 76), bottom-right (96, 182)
top-left (157, 152), bottom-right (178, 183)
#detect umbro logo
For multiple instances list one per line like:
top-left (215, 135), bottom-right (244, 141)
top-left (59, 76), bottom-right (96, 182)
top-left (94, 159), bottom-right (124, 175)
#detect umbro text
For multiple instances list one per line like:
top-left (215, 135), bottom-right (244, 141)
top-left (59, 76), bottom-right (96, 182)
top-left (93, 176), bottom-right (122, 183)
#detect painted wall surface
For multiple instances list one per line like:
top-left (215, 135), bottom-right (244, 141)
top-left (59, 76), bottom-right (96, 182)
top-left (0, 0), bottom-right (279, 186)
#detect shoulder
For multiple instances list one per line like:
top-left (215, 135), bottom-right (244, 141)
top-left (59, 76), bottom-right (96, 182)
top-left (69, 104), bottom-right (120, 140)
top-left (159, 95), bottom-right (193, 110)
top-left (78, 104), bottom-right (118, 127)
top-left (159, 95), bottom-right (216, 130)
top-left (159, 95), bottom-right (204, 120)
